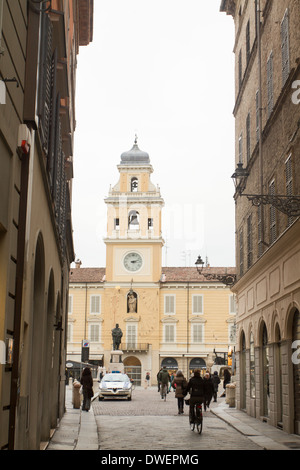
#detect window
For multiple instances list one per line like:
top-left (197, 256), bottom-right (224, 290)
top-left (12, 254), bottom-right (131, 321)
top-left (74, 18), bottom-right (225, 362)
top-left (229, 295), bottom-right (236, 315)
top-left (246, 113), bottom-right (251, 163)
top-left (68, 295), bottom-right (73, 314)
top-left (164, 324), bottom-right (175, 343)
top-left (246, 20), bottom-right (250, 64)
top-left (0, 0), bottom-right (3, 51)
top-left (67, 323), bottom-right (73, 343)
top-left (238, 49), bottom-right (242, 88)
top-left (257, 205), bottom-right (263, 257)
top-left (269, 180), bottom-right (276, 244)
top-left (256, 90), bottom-right (260, 143)
top-left (164, 295), bottom-right (175, 315)
top-left (192, 324), bottom-right (203, 343)
top-left (247, 214), bottom-right (253, 268)
top-left (131, 177), bottom-right (138, 192)
top-left (285, 155), bottom-right (293, 226)
top-left (126, 324), bottom-right (137, 348)
top-left (114, 218), bottom-right (120, 230)
top-left (239, 229), bottom-right (244, 276)
top-left (89, 324), bottom-right (100, 342)
top-left (281, 9), bottom-right (290, 85)
top-left (250, 332), bottom-right (255, 398)
top-left (238, 132), bottom-right (243, 163)
top-left (192, 295), bottom-right (203, 314)
top-left (267, 52), bottom-right (274, 118)
top-left (90, 295), bottom-right (101, 314)
top-left (148, 218), bottom-right (153, 230)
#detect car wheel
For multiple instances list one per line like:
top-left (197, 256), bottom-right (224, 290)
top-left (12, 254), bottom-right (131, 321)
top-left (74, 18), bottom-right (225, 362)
top-left (98, 396), bottom-right (104, 401)
top-left (127, 395), bottom-right (132, 401)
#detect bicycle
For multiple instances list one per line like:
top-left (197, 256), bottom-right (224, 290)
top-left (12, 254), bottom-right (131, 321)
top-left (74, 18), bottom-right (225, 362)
top-left (160, 383), bottom-right (168, 401)
top-left (186, 399), bottom-right (203, 434)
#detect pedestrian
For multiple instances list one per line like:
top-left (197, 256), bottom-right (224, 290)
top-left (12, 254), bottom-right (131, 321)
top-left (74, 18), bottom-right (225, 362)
top-left (158, 366), bottom-right (171, 398)
top-left (145, 371), bottom-right (150, 388)
top-left (203, 371), bottom-right (214, 411)
top-left (185, 370), bottom-right (204, 425)
top-left (171, 370), bottom-right (188, 414)
top-left (220, 368), bottom-right (231, 397)
top-left (80, 367), bottom-right (94, 411)
top-left (157, 368), bottom-right (162, 392)
top-left (212, 370), bottom-right (221, 402)
top-left (169, 372), bottom-right (174, 391)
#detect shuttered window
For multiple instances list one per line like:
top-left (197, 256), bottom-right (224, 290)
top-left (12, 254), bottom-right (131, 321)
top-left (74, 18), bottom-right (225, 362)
top-left (164, 295), bottom-right (175, 314)
top-left (192, 324), bottom-right (203, 343)
top-left (246, 113), bottom-right (251, 163)
top-left (164, 324), bottom-right (175, 343)
top-left (238, 133), bottom-right (243, 163)
top-left (90, 295), bottom-right (101, 314)
top-left (68, 295), bottom-right (73, 314)
top-left (267, 52), bottom-right (274, 118)
top-left (269, 180), bottom-right (277, 244)
top-left (192, 295), bottom-right (203, 314)
top-left (239, 229), bottom-right (244, 276)
top-left (246, 20), bottom-right (250, 64)
top-left (126, 324), bottom-right (137, 348)
top-left (247, 214), bottom-right (253, 268)
top-left (256, 90), bottom-right (260, 143)
top-left (285, 155), bottom-right (293, 226)
top-left (281, 9), bottom-right (290, 85)
top-left (89, 324), bottom-right (100, 343)
top-left (258, 206), bottom-right (263, 258)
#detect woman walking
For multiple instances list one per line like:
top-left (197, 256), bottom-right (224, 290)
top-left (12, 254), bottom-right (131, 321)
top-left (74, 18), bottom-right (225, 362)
top-left (171, 370), bottom-right (188, 414)
top-left (80, 367), bottom-right (94, 411)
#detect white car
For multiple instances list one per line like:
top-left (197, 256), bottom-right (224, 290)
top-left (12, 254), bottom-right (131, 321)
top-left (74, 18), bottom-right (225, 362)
top-left (98, 373), bottom-right (133, 400)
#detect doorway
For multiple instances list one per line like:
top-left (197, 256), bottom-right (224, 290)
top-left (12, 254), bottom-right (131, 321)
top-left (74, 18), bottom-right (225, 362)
top-left (124, 356), bottom-right (141, 386)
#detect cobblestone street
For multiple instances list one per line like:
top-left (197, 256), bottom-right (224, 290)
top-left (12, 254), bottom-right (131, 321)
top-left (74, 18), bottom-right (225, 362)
top-left (92, 387), bottom-right (262, 451)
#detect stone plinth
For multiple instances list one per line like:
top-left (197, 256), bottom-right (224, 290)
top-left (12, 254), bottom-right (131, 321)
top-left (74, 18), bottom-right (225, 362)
top-left (109, 350), bottom-right (124, 373)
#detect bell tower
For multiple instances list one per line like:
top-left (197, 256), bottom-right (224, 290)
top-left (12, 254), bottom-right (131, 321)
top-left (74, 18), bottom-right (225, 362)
top-left (104, 136), bottom-right (164, 283)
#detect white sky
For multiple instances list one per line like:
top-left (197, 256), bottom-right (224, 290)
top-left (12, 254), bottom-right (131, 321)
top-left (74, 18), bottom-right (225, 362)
top-left (72, 0), bottom-right (236, 269)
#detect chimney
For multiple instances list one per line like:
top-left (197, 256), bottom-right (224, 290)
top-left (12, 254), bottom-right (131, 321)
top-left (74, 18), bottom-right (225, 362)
top-left (75, 259), bottom-right (82, 268)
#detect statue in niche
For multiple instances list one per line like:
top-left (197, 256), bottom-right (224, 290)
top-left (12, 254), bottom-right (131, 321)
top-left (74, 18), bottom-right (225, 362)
top-left (127, 290), bottom-right (137, 313)
top-left (112, 323), bottom-right (123, 350)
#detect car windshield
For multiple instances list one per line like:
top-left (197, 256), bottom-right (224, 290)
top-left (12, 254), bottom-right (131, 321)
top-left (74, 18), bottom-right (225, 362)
top-left (102, 374), bottom-right (129, 383)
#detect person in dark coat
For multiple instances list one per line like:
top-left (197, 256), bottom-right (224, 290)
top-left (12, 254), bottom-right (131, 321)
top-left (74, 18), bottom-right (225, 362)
top-left (171, 370), bottom-right (188, 414)
top-left (220, 368), bottom-right (231, 397)
top-left (80, 367), bottom-right (94, 411)
top-left (186, 370), bottom-right (204, 424)
top-left (212, 371), bottom-right (221, 402)
top-left (203, 372), bottom-right (214, 410)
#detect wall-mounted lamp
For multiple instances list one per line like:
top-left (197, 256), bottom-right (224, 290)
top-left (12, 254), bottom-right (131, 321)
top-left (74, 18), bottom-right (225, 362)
top-left (195, 255), bottom-right (236, 287)
top-left (231, 162), bottom-right (300, 217)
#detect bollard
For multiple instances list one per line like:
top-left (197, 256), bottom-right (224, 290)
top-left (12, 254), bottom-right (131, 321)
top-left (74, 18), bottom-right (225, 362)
top-left (73, 380), bottom-right (81, 409)
top-left (225, 383), bottom-right (236, 408)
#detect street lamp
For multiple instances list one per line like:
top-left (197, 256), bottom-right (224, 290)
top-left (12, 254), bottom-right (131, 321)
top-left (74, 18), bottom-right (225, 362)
top-left (195, 255), bottom-right (236, 287)
top-left (231, 162), bottom-right (300, 218)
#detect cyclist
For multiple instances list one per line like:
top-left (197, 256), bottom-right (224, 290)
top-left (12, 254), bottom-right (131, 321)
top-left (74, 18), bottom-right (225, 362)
top-left (158, 366), bottom-right (171, 399)
top-left (185, 369), bottom-right (204, 424)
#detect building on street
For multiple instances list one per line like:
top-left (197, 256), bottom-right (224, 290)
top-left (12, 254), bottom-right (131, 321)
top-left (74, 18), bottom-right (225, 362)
top-left (67, 139), bottom-right (236, 385)
top-left (220, 0), bottom-right (300, 434)
top-left (0, 0), bottom-right (93, 449)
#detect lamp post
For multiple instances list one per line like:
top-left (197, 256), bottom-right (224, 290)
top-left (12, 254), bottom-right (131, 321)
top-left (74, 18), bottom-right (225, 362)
top-left (195, 255), bottom-right (236, 287)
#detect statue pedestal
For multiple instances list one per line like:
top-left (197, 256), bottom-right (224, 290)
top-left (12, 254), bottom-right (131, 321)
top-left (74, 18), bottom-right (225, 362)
top-left (109, 350), bottom-right (124, 373)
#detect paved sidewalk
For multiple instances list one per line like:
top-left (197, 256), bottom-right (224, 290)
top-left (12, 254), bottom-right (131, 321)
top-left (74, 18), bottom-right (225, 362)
top-left (46, 386), bottom-right (99, 450)
top-left (46, 386), bottom-right (300, 451)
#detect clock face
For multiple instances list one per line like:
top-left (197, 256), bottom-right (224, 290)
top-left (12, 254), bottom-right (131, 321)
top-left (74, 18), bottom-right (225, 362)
top-left (123, 252), bottom-right (143, 272)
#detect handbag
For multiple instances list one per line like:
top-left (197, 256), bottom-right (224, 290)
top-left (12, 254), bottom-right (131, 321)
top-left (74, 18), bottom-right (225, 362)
top-left (79, 385), bottom-right (83, 395)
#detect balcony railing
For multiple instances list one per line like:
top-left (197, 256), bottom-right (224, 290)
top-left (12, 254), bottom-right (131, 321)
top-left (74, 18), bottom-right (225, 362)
top-left (119, 343), bottom-right (149, 353)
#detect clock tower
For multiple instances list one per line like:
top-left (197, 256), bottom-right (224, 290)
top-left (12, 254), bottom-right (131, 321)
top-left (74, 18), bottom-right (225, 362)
top-left (104, 136), bottom-right (164, 284)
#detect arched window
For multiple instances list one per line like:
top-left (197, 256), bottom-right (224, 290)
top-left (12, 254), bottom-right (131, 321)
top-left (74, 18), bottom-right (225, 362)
top-left (131, 177), bottom-right (138, 192)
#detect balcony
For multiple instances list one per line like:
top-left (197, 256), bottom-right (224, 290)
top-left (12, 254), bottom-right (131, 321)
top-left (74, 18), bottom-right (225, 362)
top-left (119, 343), bottom-right (149, 353)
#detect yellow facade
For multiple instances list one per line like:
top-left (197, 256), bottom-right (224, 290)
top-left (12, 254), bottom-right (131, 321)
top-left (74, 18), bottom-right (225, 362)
top-left (67, 140), bottom-right (236, 384)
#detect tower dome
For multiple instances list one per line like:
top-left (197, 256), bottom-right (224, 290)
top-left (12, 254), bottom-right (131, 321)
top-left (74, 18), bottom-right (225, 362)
top-left (120, 135), bottom-right (150, 165)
